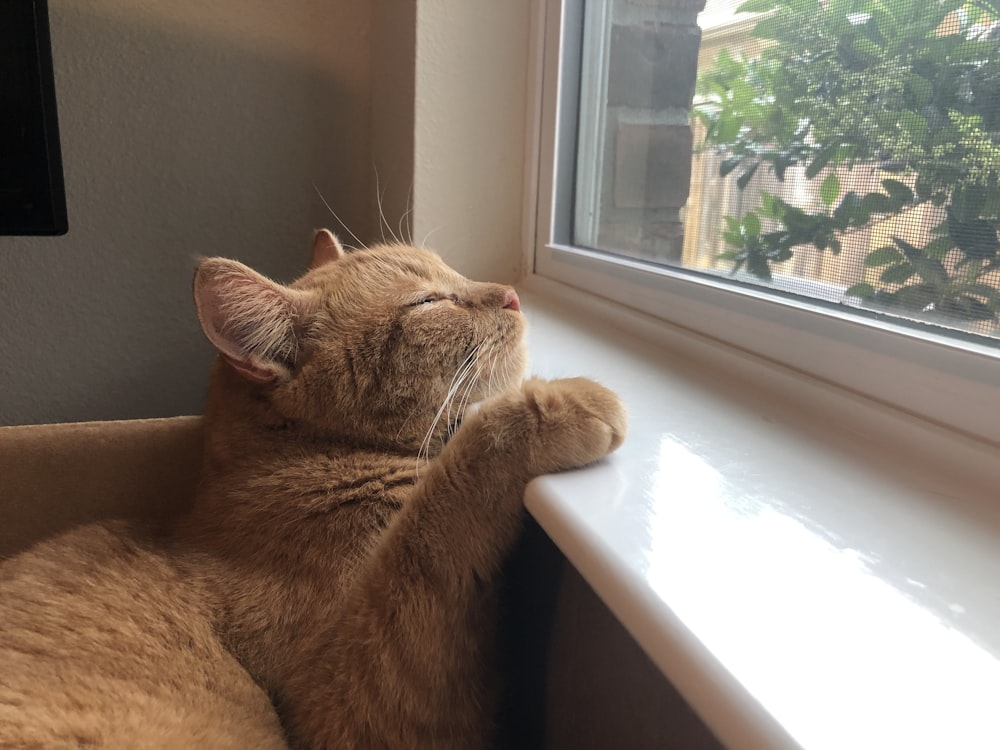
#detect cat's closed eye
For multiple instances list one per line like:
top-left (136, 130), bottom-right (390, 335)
top-left (409, 294), bottom-right (444, 306)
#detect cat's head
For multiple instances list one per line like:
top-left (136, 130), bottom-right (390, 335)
top-left (193, 230), bottom-right (526, 452)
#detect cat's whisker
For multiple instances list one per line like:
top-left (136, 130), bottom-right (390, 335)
top-left (481, 338), bottom-right (510, 400)
top-left (396, 209), bottom-right (412, 249)
top-left (503, 349), bottom-right (515, 389)
top-left (312, 182), bottom-right (363, 249)
top-left (452, 354), bottom-right (485, 437)
top-left (443, 346), bottom-right (483, 433)
top-left (398, 182), bottom-right (414, 247)
top-left (374, 167), bottom-right (400, 245)
top-left (394, 401), bottom-right (425, 444)
top-left (419, 223), bottom-right (447, 249)
top-left (417, 343), bottom-right (484, 476)
top-left (486, 342), bottom-right (501, 397)
top-left (473, 340), bottom-right (494, 402)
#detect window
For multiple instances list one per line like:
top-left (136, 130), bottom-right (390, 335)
top-left (530, 0), bottom-right (1000, 445)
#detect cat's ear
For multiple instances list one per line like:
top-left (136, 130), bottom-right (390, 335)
top-left (193, 258), bottom-right (307, 383)
top-left (310, 228), bottom-right (345, 269)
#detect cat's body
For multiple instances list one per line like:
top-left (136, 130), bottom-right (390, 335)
top-left (0, 521), bottom-right (288, 749)
top-left (0, 231), bottom-right (626, 748)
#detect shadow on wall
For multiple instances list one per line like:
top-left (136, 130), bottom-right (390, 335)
top-left (0, 1), bottom-right (373, 426)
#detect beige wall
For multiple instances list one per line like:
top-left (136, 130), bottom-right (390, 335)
top-left (412, 0), bottom-right (532, 284)
top-left (0, 0), bottom-right (533, 426)
top-left (370, 0), bottom-right (417, 250)
top-left (0, 0), bottom-right (374, 425)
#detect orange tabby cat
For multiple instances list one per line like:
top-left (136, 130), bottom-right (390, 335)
top-left (0, 230), bottom-right (626, 748)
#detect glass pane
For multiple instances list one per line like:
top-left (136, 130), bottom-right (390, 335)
top-left (574, 0), bottom-right (1000, 341)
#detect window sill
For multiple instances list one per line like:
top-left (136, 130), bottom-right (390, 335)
top-left (518, 277), bottom-right (1000, 750)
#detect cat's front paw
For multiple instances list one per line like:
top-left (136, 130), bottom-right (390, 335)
top-left (521, 377), bottom-right (627, 475)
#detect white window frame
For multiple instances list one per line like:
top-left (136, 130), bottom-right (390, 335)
top-left (524, 0), bottom-right (1000, 448)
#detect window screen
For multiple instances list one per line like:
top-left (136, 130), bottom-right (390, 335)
top-left (574, 0), bottom-right (1000, 341)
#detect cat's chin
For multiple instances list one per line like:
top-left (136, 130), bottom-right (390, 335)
top-left (467, 376), bottom-right (527, 417)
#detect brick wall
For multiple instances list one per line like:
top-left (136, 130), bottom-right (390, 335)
top-left (580, 0), bottom-right (705, 262)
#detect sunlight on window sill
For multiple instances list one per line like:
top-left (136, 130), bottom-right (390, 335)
top-left (518, 284), bottom-right (1000, 750)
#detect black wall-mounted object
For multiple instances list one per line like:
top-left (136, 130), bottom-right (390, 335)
top-left (0, 0), bottom-right (67, 236)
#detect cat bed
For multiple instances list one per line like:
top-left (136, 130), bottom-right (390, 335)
top-left (0, 415), bottom-right (721, 748)
top-left (0, 417), bottom-right (203, 560)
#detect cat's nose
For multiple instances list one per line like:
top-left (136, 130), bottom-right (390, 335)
top-left (503, 288), bottom-right (521, 312)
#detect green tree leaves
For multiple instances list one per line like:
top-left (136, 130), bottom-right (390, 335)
top-left (694, 0), bottom-right (1000, 327)
top-left (820, 173), bottom-right (841, 206)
